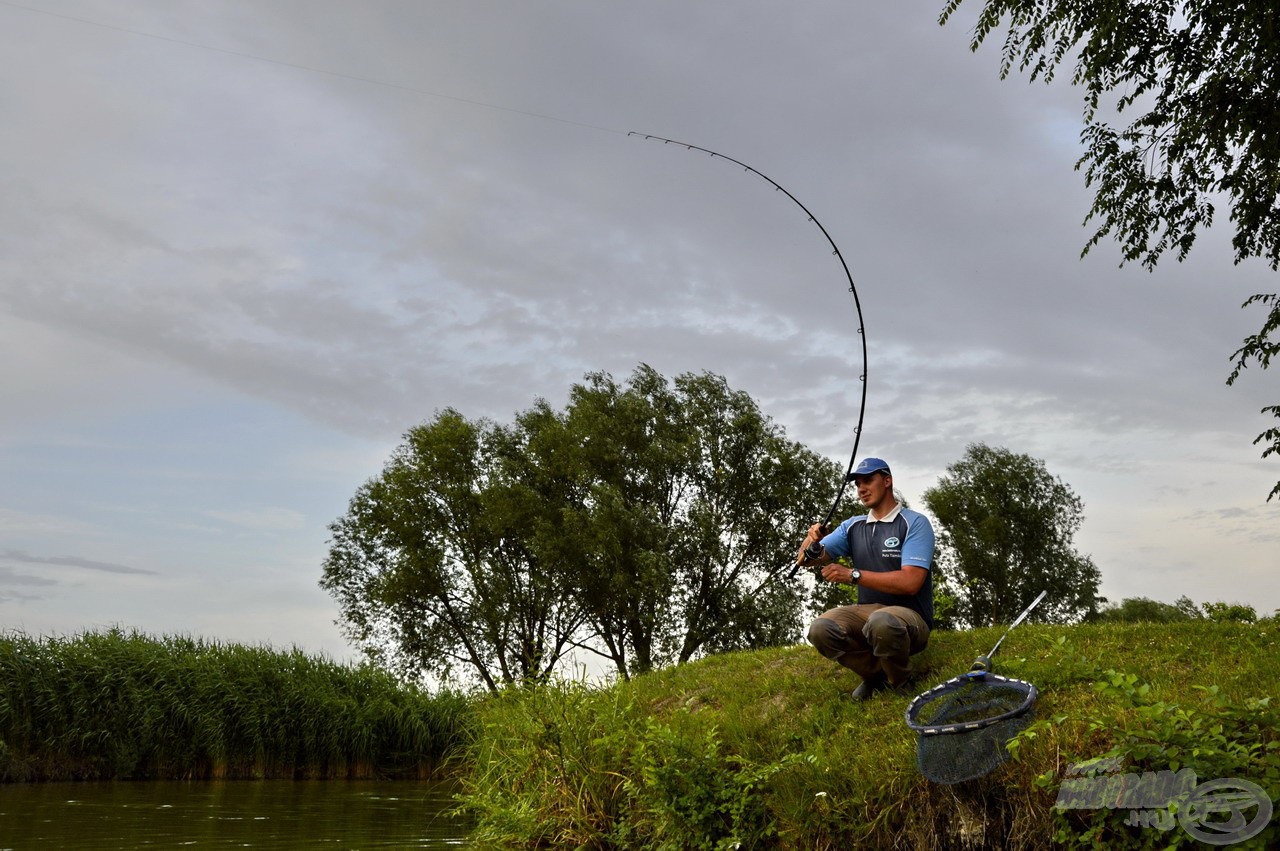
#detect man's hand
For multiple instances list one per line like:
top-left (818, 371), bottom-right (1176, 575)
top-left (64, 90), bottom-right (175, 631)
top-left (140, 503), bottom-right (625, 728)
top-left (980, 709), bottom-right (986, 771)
top-left (820, 564), bottom-right (856, 584)
top-left (796, 522), bottom-right (828, 565)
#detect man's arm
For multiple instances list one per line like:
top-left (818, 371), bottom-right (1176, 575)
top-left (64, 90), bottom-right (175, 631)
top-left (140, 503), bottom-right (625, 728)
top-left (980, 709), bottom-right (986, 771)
top-left (900, 510), bottom-right (935, 570)
top-left (832, 563), bottom-right (928, 595)
top-left (819, 510), bottom-right (933, 592)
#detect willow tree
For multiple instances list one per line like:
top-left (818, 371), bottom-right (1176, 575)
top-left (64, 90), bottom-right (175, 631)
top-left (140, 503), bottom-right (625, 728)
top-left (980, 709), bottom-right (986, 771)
top-left (322, 365), bottom-right (843, 688)
top-left (941, 0), bottom-right (1280, 497)
top-left (320, 409), bottom-right (587, 690)
top-left (543, 366), bottom-right (846, 678)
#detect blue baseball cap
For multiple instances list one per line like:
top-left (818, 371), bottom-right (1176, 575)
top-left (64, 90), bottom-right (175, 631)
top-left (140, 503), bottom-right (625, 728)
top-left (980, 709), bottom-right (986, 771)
top-left (851, 457), bottom-right (891, 478)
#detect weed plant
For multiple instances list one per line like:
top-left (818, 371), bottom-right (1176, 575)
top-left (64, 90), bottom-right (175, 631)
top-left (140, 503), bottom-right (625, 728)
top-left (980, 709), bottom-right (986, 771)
top-left (0, 628), bottom-right (473, 782)
top-left (459, 621), bottom-right (1279, 849)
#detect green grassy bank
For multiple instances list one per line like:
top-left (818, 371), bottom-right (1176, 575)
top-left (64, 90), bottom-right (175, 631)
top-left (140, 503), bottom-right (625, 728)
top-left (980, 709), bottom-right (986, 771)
top-left (459, 621), bottom-right (1280, 849)
top-left (0, 629), bottom-right (472, 781)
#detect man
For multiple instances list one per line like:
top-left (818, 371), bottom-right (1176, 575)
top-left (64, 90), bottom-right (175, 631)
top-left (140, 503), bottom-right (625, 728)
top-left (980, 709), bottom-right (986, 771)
top-left (797, 457), bottom-right (934, 700)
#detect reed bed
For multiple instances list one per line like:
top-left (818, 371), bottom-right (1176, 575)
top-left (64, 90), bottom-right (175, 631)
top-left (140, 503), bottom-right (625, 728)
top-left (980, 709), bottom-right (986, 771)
top-left (0, 629), bottom-right (473, 782)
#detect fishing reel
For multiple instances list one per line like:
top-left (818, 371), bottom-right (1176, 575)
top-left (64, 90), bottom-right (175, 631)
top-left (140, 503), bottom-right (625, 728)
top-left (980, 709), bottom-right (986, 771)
top-left (787, 526), bottom-right (829, 580)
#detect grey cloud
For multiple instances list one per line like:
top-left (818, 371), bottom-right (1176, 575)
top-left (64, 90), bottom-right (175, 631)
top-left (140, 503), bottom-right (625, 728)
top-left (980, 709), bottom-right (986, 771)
top-left (0, 566), bottom-right (59, 587)
top-left (4, 0), bottom-right (1270, 456)
top-left (0, 550), bottom-right (155, 576)
top-left (0, 0), bottom-right (1277, 647)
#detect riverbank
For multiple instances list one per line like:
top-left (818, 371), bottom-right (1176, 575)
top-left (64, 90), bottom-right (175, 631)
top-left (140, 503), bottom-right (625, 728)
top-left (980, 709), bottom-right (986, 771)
top-left (458, 621), bottom-right (1279, 849)
top-left (4, 622), bottom-right (1276, 847)
top-left (0, 629), bottom-right (471, 781)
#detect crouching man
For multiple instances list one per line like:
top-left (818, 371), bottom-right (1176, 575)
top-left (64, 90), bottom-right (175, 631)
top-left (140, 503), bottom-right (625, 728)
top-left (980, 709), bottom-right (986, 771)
top-left (797, 458), bottom-right (935, 700)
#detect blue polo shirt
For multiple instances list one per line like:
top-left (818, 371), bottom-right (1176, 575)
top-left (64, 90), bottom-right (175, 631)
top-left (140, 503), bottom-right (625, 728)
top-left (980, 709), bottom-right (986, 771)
top-left (819, 504), bottom-right (935, 627)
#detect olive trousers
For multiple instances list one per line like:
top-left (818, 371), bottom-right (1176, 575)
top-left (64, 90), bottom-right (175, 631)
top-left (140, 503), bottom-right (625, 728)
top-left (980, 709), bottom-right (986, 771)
top-left (806, 604), bottom-right (929, 686)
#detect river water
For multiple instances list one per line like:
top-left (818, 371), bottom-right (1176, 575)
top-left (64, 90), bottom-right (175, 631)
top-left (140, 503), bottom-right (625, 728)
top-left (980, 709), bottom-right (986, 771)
top-left (0, 779), bottom-right (471, 849)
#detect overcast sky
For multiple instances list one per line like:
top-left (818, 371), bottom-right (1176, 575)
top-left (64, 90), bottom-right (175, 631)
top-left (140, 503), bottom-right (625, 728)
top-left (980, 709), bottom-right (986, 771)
top-left (2, 0), bottom-right (1276, 663)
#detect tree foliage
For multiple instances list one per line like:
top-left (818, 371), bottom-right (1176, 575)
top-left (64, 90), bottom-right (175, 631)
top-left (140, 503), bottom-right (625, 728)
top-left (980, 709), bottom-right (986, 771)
top-left (321, 365), bottom-right (844, 690)
top-left (1200, 600), bottom-right (1258, 624)
top-left (941, 0), bottom-right (1280, 497)
top-left (1090, 594), bottom-right (1259, 623)
top-left (1089, 596), bottom-right (1193, 624)
top-left (922, 443), bottom-right (1100, 626)
top-left (941, 0), bottom-right (1280, 270)
top-left (545, 367), bottom-right (847, 677)
top-left (320, 408), bottom-right (582, 691)
top-left (1228, 292), bottom-right (1280, 499)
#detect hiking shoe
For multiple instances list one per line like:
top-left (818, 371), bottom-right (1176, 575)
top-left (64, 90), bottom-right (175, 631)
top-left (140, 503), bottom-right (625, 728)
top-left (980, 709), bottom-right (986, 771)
top-left (850, 674), bottom-right (888, 701)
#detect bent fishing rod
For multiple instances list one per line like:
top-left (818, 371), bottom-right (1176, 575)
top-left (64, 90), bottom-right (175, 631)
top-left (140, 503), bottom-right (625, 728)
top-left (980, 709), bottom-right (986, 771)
top-left (628, 133), bottom-right (868, 578)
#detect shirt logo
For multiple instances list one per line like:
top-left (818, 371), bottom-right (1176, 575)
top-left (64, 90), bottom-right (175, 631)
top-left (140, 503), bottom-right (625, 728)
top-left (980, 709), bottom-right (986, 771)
top-left (884, 536), bottom-right (900, 548)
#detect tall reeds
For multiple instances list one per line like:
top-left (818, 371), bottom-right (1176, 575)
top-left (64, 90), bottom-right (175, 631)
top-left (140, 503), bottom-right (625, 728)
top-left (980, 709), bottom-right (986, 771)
top-left (0, 629), bottom-right (473, 782)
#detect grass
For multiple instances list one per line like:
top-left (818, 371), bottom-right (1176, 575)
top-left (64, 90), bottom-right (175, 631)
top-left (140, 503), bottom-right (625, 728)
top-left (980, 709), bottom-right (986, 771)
top-left (0, 628), bottom-right (473, 782)
top-left (457, 621), bottom-right (1280, 849)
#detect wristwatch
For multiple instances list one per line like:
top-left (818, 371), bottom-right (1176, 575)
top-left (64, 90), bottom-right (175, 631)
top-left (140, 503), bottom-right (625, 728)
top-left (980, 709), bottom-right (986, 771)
top-left (849, 568), bottom-right (861, 584)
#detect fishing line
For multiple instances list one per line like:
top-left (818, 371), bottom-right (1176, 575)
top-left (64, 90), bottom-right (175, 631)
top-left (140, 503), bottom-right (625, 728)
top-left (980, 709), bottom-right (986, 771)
top-left (12, 0), bottom-right (869, 554)
top-left (629, 132), bottom-right (869, 556)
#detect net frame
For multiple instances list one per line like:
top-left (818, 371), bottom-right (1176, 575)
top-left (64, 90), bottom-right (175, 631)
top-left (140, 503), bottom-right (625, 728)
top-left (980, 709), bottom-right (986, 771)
top-left (902, 591), bottom-right (1048, 783)
top-left (904, 672), bottom-right (1039, 785)
top-left (904, 672), bottom-right (1038, 735)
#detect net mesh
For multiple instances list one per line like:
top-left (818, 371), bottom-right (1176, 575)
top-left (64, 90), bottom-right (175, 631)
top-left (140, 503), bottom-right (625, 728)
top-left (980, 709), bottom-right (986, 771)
top-left (906, 674), bottom-right (1037, 785)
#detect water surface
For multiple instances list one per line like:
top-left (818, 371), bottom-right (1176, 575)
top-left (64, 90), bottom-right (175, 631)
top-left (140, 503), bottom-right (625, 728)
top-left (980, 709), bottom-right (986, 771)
top-left (0, 779), bottom-right (470, 849)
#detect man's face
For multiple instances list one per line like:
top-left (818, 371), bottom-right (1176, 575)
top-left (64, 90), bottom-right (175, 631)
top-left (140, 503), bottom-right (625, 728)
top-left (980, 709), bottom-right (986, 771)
top-left (853, 472), bottom-right (891, 510)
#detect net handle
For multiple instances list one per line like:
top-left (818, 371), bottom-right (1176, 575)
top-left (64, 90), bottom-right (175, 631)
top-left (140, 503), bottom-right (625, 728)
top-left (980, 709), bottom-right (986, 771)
top-left (903, 673), bottom-right (1039, 735)
top-left (984, 589), bottom-right (1048, 661)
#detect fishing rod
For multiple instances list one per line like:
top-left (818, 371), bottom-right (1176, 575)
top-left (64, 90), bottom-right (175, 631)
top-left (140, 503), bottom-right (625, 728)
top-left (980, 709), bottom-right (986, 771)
top-left (627, 133), bottom-right (868, 578)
